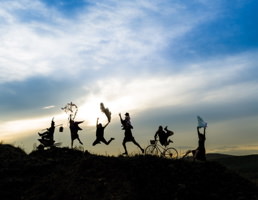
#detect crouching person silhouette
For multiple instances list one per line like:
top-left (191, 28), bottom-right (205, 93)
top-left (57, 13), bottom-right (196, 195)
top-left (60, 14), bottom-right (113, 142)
top-left (119, 112), bottom-right (144, 155)
top-left (37, 118), bottom-right (56, 149)
top-left (182, 126), bottom-right (207, 161)
top-left (92, 118), bottom-right (114, 146)
top-left (38, 118), bottom-right (55, 141)
top-left (69, 115), bottom-right (84, 148)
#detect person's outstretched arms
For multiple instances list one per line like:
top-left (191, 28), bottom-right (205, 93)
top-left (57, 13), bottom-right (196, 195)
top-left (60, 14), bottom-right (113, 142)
top-left (197, 126), bottom-right (201, 134)
top-left (119, 113), bottom-right (123, 123)
top-left (154, 131), bottom-right (158, 141)
top-left (104, 121), bottom-right (110, 128)
top-left (96, 118), bottom-right (99, 127)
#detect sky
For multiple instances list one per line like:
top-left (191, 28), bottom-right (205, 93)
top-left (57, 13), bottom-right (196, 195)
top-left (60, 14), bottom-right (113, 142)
top-left (0, 0), bottom-right (258, 156)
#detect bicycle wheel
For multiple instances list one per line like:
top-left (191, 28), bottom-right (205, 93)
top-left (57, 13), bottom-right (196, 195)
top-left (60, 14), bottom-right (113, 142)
top-left (145, 145), bottom-right (159, 156)
top-left (163, 147), bottom-right (178, 159)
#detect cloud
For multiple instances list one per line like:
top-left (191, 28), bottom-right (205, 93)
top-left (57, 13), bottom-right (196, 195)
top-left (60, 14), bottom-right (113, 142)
top-left (0, 116), bottom-right (52, 139)
top-left (42, 105), bottom-right (55, 110)
top-left (208, 144), bottom-right (258, 155)
top-left (1, 0), bottom-right (257, 120)
top-left (79, 50), bottom-right (258, 112)
top-left (1, 0), bottom-right (258, 155)
top-left (0, 0), bottom-right (224, 84)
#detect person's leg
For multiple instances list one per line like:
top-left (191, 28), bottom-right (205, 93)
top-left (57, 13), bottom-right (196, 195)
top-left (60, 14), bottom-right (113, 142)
top-left (102, 137), bottom-right (114, 145)
top-left (182, 150), bottom-right (193, 158)
top-left (167, 138), bottom-right (173, 146)
top-left (159, 138), bottom-right (166, 146)
top-left (39, 131), bottom-right (48, 137)
top-left (162, 136), bottom-right (169, 147)
top-left (99, 137), bottom-right (108, 145)
top-left (132, 138), bottom-right (144, 153)
top-left (92, 138), bottom-right (100, 146)
top-left (77, 137), bottom-right (83, 145)
top-left (193, 150), bottom-right (199, 161)
top-left (122, 139), bottom-right (128, 155)
top-left (195, 149), bottom-right (206, 161)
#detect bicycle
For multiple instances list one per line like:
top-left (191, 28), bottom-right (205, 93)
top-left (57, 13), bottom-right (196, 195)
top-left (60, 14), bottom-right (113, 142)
top-left (145, 140), bottom-right (178, 159)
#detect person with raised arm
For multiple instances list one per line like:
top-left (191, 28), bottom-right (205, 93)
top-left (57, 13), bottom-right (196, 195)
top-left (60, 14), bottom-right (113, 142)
top-left (92, 117), bottom-right (114, 146)
top-left (119, 112), bottom-right (144, 155)
top-left (182, 126), bottom-right (207, 161)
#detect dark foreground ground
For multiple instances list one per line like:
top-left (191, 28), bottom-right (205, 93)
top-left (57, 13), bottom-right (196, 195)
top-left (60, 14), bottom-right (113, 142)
top-left (0, 144), bottom-right (258, 200)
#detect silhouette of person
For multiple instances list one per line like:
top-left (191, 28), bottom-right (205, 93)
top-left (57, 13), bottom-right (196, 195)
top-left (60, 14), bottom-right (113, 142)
top-left (92, 118), bottom-right (114, 146)
top-left (119, 112), bottom-right (144, 155)
top-left (38, 118), bottom-right (55, 143)
top-left (182, 127), bottom-right (207, 161)
top-left (69, 115), bottom-right (84, 148)
top-left (154, 125), bottom-right (174, 146)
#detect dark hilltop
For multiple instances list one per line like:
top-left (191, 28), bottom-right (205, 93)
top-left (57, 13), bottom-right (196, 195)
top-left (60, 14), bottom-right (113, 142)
top-left (0, 144), bottom-right (257, 200)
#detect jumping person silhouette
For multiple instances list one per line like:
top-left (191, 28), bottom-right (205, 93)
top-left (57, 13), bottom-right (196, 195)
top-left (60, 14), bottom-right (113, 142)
top-left (92, 118), bottom-right (114, 146)
top-left (182, 126), bottom-right (207, 161)
top-left (69, 115), bottom-right (84, 148)
top-left (119, 112), bottom-right (144, 155)
top-left (154, 125), bottom-right (174, 147)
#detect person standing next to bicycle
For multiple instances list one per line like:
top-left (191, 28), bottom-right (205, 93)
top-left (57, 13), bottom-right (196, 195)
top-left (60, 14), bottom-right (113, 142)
top-left (119, 112), bottom-right (144, 155)
top-left (182, 126), bottom-right (207, 161)
top-left (154, 125), bottom-right (174, 147)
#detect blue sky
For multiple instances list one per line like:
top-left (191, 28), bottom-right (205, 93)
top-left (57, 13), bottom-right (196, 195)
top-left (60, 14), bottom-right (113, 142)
top-left (0, 0), bottom-right (258, 156)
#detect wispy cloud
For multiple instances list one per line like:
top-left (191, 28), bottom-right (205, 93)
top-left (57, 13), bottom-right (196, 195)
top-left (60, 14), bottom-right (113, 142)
top-left (0, 0), bottom-right (222, 84)
top-left (80, 51), bottom-right (258, 112)
top-left (1, 0), bottom-right (258, 154)
top-left (42, 105), bottom-right (55, 110)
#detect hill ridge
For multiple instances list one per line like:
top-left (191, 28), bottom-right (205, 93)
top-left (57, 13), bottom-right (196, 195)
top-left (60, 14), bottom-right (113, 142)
top-left (0, 144), bottom-right (258, 200)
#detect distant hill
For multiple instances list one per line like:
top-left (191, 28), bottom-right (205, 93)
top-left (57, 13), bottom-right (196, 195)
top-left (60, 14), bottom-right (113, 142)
top-left (206, 153), bottom-right (235, 160)
top-left (206, 153), bottom-right (258, 186)
top-left (0, 144), bottom-right (257, 200)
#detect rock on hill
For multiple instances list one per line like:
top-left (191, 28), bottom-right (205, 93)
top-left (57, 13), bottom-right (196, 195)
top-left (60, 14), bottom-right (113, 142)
top-left (0, 144), bottom-right (257, 200)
